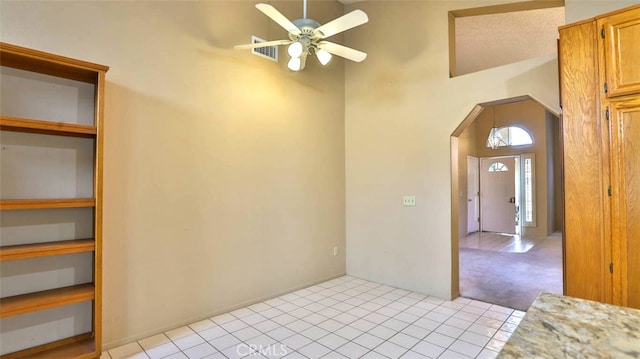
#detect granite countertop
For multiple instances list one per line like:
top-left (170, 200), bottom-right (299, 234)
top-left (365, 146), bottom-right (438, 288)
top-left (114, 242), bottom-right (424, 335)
top-left (498, 292), bottom-right (640, 358)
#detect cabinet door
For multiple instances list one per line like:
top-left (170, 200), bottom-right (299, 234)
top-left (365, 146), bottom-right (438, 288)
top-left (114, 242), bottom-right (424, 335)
top-left (560, 21), bottom-right (611, 303)
top-left (609, 98), bottom-right (640, 309)
top-left (600, 6), bottom-right (640, 97)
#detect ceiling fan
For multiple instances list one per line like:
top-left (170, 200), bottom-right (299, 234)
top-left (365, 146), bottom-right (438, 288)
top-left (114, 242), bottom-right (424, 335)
top-left (235, 0), bottom-right (368, 71)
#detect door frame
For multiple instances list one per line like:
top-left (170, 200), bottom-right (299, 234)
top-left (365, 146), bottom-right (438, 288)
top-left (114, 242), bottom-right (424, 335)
top-left (449, 96), bottom-right (564, 299)
top-left (467, 156), bottom-right (480, 234)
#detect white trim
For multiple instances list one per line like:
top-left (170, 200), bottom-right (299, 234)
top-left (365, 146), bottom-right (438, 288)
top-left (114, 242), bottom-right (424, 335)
top-left (521, 153), bottom-right (536, 227)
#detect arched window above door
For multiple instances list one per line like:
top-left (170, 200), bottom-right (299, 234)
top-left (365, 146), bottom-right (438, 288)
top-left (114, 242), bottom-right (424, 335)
top-left (486, 126), bottom-right (534, 148)
top-left (488, 162), bottom-right (508, 172)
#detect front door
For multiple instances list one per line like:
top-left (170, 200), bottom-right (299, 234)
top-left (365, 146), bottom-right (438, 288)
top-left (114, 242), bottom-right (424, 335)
top-left (480, 156), bottom-right (517, 234)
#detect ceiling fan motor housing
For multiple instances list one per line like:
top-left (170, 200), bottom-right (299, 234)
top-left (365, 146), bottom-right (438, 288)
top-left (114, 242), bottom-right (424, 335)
top-left (290, 18), bottom-right (321, 54)
top-left (292, 18), bottom-right (321, 32)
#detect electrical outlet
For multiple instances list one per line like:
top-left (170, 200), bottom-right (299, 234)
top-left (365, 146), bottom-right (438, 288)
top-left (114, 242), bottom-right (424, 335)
top-left (403, 195), bottom-right (416, 206)
top-left (333, 246), bottom-right (339, 256)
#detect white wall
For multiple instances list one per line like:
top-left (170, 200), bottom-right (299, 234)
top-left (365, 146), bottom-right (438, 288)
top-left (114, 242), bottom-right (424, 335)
top-left (344, 0), bottom-right (560, 299)
top-left (343, 0), bottom-right (639, 301)
top-left (565, 0), bottom-right (639, 23)
top-left (1, 0), bottom-right (347, 349)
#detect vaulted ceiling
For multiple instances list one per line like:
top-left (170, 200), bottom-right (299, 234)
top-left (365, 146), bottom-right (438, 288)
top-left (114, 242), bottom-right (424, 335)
top-left (455, 6), bottom-right (565, 75)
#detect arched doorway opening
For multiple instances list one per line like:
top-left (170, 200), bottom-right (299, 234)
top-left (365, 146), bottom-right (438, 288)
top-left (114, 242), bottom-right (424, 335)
top-left (450, 95), bottom-right (563, 310)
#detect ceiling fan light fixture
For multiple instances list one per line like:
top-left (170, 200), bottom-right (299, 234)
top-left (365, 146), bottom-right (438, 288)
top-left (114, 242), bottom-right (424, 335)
top-left (287, 57), bottom-right (302, 71)
top-left (287, 41), bottom-right (304, 58)
top-left (316, 48), bottom-right (332, 65)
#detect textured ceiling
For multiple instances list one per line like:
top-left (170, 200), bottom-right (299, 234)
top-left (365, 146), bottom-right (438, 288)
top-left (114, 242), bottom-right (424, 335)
top-left (455, 7), bottom-right (565, 75)
top-left (336, 1), bottom-right (565, 76)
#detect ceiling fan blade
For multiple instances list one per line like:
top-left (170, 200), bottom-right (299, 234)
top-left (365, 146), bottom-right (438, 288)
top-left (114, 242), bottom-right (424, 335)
top-left (234, 39), bottom-right (292, 50)
top-left (255, 3), bottom-right (301, 36)
top-left (314, 9), bottom-right (368, 39)
top-left (317, 41), bottom-right (367, 62)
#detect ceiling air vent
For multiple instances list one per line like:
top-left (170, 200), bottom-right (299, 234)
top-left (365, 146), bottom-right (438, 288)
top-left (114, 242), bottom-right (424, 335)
top-left (251, 36), bottom-right (278, 62)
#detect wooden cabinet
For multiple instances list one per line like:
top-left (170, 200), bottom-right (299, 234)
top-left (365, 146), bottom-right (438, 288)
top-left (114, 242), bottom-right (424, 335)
top-left (609, 98), bottom-right (640, 308)
top-left (0, 43), bottom-right (107, 358)
top-left (559, 4), bottom-right (640, 309)
top-left (600, 9), bottom-right (640, 97)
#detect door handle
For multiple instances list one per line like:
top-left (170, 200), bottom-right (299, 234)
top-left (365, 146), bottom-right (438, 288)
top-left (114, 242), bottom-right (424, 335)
top-left (509, 197), bottom-right (516, 203)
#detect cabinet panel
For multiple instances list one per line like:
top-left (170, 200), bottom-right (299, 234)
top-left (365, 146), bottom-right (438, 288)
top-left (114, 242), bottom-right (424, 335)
top-left (601, 7), bottom-right (640, 97)
top-left (559, 21), bottom-right (609, 302)
top-left (610, 99), bottom-right (640, 309)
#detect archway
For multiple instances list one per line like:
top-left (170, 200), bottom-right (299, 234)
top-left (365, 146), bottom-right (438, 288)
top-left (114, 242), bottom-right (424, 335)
top-left (450, 95), bottom-right (564, 310)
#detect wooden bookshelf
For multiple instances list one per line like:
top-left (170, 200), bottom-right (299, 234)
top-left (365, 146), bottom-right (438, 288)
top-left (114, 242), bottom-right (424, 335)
top-left (0, 42), bottom-right (108, 84)
top-left (0, 116), bottom-right (97, 138)
top-left (1, 335), bottom-right (95, 359)
top-left (1, 42), bottom-right (107, 358)
top-left (0, 199), bottom-right (95, 210)
top-left (0, 239), bottom-right (95, 262)
top-left (0, 284), bottom-right (95, 318)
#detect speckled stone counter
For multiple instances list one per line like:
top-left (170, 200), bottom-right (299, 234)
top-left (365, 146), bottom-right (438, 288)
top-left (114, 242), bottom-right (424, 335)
top-left (498, 292), bottom-right (640, 358)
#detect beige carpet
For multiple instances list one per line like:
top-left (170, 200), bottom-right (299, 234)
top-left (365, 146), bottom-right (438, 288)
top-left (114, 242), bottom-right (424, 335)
top-left (459, 235), bottom-right (563, 311)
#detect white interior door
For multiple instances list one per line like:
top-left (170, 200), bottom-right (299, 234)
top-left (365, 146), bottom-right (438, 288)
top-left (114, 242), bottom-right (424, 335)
top-left (480, 157), bottom-right (517, 234)
top-left (467, 156), bottom-right (479, 233)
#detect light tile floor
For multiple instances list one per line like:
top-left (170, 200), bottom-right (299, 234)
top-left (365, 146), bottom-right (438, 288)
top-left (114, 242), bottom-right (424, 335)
top-left (104, 276), bottom-right (524, 359)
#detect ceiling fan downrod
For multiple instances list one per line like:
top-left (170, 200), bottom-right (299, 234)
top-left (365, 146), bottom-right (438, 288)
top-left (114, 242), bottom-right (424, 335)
top-left (303, 0), bottom-right (307, 19)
